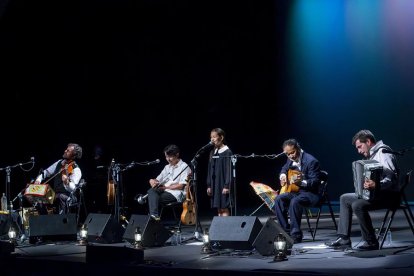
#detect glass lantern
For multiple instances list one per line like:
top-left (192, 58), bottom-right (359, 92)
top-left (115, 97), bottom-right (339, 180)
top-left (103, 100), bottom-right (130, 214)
top-left (273, 233), bottom-right (288, 261)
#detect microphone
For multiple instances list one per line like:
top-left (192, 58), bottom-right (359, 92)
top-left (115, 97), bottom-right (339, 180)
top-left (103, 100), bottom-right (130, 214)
top-left (382, 149), bottom-right (403, 156)
top-left (199, 141), bottom-right (214, 151)
top-left (274, 151), bottom-right (286, 158)
top-left (193, 141), bottom-right (214, 161)
top-left (147, 159), bottom-right (160, 165)
top-left (125, 162), bottom-right (136, 170)
top-left (31, 157), bottom-right (35, 163)
top-left (111, 158), bottom-right (115, 168)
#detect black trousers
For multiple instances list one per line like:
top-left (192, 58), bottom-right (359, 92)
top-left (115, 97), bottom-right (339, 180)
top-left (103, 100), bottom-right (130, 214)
top-left (147, 188), bottom-right (177, 216)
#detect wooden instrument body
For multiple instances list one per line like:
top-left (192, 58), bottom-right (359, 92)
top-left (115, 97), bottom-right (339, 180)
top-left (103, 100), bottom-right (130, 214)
top-left (279, 169), bottom-right (301, 194)
top-left (107, 179), bottom-right (115, 205)
top-left (180, 176), bottom-right (196, 225)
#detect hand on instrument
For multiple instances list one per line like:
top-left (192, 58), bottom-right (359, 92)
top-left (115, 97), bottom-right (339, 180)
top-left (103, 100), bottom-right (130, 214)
top-left (364, 179), bottom-right (375, 189)
top-left (291, 174), bottom-right (302, 185)
top-left (149, 179), bottom-right (159, 188)
top-left (280, 175), bottom-right (287, 187)
top-left (62, 174), bottom-right (69, 186)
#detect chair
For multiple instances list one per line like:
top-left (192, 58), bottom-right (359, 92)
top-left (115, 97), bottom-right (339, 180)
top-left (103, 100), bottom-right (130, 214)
top-left (160, 201), bottom-right (183, 229)
top-left (304, 170), bottom-right (338, 241)
top-left (376, 170), bottom-right (414, 249)
top-left (67, 179), bottom-right (87, 226)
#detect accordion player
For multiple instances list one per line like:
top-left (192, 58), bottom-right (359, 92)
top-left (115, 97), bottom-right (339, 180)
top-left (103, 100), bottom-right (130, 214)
top-left (352, 160), bottom-right (383, 201)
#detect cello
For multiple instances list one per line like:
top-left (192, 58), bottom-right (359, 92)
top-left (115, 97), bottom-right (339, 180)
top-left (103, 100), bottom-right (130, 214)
top-left (180, 175), bottom-right (196, 225)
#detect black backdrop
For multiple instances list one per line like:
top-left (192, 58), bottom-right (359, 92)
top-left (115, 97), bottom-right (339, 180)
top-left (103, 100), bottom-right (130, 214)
top-left (1, 1), bottom-right (413, 218)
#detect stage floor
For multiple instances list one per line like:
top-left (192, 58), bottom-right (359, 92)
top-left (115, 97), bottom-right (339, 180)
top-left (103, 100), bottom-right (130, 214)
top-left (2, 209), bottom-right (414, 275)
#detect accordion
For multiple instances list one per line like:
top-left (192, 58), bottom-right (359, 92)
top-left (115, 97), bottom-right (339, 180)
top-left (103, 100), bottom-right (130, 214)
top-left (352, 160), bottom-right (383, 201)
top-left (24, 184), bottom-right (56, 205)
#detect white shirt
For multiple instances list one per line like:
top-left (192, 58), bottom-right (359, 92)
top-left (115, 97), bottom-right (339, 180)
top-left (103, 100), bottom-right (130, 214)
top-left (156, 159), bottom-right (191, 202)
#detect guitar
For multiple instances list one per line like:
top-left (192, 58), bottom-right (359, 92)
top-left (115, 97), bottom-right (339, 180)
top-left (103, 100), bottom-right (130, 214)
top-left (107, 179), bottom-right (115, 205)
top-left (180, 175), bottom-right (196, 225)
top-left (279, 169), bottom-right (301, 194)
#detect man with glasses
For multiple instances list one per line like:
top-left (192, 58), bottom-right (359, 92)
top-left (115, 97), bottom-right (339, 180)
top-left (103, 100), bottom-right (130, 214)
top-left (273, 139), bottom-right (323, 243)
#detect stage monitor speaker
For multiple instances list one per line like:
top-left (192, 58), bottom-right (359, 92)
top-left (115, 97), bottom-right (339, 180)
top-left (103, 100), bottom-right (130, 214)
top-left (83, 213), bottom-right (124, 244)
top-left (28, 214), bottom-right (77, 241)
top-left (123, 214), bottom-right (172, 247)
top-left (209, 216), bottom-right (262, 250)
top-left (252, 217), bottom-right (293, 256)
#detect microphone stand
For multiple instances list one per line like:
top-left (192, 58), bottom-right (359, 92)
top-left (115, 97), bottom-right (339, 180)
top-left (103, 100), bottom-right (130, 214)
top-left (386, 146), bottom-right (414, 156)
top-left (231, 155), bottom-right (237, 216)
top-left (0, 158), bottom-right (34, 240)
top-left (224, 153), bottom-right (286, 216)
top-left (180, 143), bottom-right (213, 243)
top-left (184, 158), bottom-right (203, 242)
top-left (110, 161), bottom-right (121, 223)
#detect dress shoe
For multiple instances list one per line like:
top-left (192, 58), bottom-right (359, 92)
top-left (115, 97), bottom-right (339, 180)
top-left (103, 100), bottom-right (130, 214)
top-left (325, 237), bottom-right (351, 248)
top-left (291, 235), bottom-right (302, 244)
top-left (357, 241), bottom-right (379, 251)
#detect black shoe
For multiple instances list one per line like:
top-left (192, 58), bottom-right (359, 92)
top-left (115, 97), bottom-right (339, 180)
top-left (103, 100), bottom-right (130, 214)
top-left (357, 241), bottom-right (379, 251)
top-left (291, 235), bottom-right (302, 244)
top-left (325, 237), bottom-right (351, 248)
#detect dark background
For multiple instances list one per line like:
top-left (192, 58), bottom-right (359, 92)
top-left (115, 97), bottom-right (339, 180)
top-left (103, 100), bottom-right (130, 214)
top-left (1, 0), bottom-right (413, 218)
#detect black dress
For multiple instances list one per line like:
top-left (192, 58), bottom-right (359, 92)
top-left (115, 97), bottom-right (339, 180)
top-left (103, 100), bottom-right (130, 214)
top-left (207, 146), bottom-right (234, 209)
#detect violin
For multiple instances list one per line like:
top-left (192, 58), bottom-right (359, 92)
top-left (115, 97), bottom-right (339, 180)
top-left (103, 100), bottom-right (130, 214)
top-left (61, 160), bottom-right (75, 186)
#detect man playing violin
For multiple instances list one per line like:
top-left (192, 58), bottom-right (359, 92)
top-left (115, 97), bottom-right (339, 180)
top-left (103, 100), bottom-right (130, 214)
top-left (35, 143), bottom-right (83, 214)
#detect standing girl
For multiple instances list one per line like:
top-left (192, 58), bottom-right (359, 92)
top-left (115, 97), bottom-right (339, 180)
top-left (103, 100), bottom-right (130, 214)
top-left (206, 128), bottom-right (234, 216)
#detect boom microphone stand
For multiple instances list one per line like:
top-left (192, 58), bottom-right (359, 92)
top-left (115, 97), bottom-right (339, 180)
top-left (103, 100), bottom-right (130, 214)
top-left (0, 157), bottom-right (35, 239)
top-left (109, 159), bottom-right (121, 223)
top-left (188, 158), bottom-right (203, 240)
top-left (222, 152), bottom-right (286, 216)
top-left (183, 142), bottom-right (213, 242)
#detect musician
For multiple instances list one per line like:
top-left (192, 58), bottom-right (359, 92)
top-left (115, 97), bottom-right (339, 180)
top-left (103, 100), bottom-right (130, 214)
top-left (34, 143), bottom-right (83, 215)
top-left (273, 139), bottom-right (322, 244)
top-left (207, 128), bottom-right (234, 217)
top-left (147, 144), bottom-right (191, 221)
top-left (326, 130), bottom-right (399, 250)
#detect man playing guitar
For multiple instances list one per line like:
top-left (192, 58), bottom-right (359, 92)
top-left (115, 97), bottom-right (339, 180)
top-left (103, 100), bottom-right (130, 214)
top-left (146, 144), bottom-right (191, 221)
top-left (273, 139), bottom-right (322, 244)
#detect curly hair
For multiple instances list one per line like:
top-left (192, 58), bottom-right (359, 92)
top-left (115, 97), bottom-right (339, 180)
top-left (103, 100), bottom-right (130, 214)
top-left (68, 143), bottom-right (83, 159)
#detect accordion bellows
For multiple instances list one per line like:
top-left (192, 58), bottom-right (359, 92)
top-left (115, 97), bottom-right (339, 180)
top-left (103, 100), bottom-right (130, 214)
top-left (352, 160), bottom-right (383, 201)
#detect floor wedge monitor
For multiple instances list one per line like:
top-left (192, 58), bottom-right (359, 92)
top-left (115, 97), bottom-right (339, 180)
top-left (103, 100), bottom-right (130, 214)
top-left (83, 213), bottom-right (124, 243)
top-left (28, 213), bottom-right (77, 242)
top-left (209, 216), bottom-right (262, 250)
top-left (123, 214), bottom-right (172, 247)
top-left (252, 217), bottom-right (293, 256)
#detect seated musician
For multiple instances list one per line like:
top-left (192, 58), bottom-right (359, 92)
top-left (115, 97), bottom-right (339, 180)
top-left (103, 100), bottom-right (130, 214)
top-left (34, 143), bottom-right (83, 215)
top-left (326, 130), bottom-right (400, 251)
top-left (273, 139), bottom-right (322, 244)
top-left (147, 144), bottom-right (191, 221)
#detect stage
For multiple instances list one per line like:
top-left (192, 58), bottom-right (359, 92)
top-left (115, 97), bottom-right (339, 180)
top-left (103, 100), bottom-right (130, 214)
top-left (1, 209), bottom-right (414, 275)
